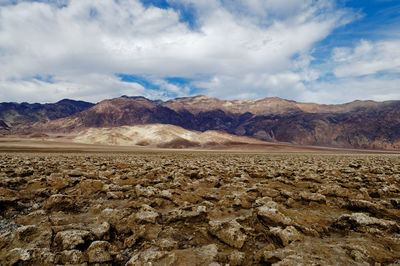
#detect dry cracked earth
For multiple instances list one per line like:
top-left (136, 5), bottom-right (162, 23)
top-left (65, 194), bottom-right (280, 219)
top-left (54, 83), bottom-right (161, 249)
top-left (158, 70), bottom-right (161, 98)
top-left (1, 151), bottom-right (400, 265)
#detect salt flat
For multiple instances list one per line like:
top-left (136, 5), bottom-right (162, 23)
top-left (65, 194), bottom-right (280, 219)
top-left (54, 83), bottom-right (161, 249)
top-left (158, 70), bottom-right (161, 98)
top-left (1, 150), bottom-right (400, 265)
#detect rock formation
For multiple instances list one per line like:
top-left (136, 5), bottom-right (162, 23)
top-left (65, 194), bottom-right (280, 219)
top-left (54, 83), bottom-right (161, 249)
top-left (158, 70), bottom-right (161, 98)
top-left (1, 152), bottom-right (399, 264)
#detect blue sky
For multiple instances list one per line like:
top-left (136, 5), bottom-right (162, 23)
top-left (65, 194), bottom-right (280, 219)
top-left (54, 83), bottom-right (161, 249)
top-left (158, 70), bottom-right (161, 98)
top-left (0, 0), bottom-right (399, 103)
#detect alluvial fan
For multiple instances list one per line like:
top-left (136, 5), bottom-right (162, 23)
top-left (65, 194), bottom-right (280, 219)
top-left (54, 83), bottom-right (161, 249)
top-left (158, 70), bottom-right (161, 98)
top-left (0, 152), bottom-right (400, 265)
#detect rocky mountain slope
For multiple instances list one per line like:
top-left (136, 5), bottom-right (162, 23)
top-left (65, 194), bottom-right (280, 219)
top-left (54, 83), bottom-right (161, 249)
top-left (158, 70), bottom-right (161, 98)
top-left (0, 99), bottom-right (94, 129)
top-left (0, 119), bottom-right (10, 130)
top-left (235, 101), bottom-right (400, 149)
top-left (163, 95), bottom-right (386, 115)
top-left (4, 95), bottom-right (400, 150)
top-left (29, 97), bottom-right (191, 133)
top-left (72, 124), bottom-right (266, 148)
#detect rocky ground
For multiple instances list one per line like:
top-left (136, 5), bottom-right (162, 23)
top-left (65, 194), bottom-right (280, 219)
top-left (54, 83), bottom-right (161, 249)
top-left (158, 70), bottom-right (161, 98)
top-left (1, 151), bottom-right (400, 265)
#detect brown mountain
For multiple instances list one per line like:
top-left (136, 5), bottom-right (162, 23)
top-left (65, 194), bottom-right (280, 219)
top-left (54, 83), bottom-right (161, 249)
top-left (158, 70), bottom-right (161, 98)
top-left (236, 102), bottom-right (400, 149)
top-left (163, 95), bottom-right (385, 115)
top-left (7, 95), bottom-right (400, 150)
top-left (30, 96), bottom-right (194, 133)
top-left (164, 95), bottom-right (313, 115)
top-left (0, 119), bottom-right (10, 134)
top-left (0, 99), bottom-right (94, 132)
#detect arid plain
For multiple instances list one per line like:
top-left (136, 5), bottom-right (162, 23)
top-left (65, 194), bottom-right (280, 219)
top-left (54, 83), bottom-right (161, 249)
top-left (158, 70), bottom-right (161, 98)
top-left (1, 139), bottom-right (400, 265)
top-left (2, 0), bottom-right (400, 264)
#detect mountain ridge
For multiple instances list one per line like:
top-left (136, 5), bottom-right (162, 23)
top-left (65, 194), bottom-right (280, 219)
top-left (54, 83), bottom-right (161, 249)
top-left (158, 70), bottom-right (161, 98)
top-left (0, 99), bottom-right (94, 129)
top-left (2, 95), bottom-right (399, 150)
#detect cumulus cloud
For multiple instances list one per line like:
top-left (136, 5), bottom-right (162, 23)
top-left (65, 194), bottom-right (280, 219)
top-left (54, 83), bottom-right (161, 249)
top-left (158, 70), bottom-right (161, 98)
top-left (332, 39), bottom-right (400, 78)
top-left (0, 0), bottom-right (367, 103)
top-left (297, 38), bottom-right (400, 104)
top-left (0, 73), bottom-right (149, 103)
top-left (300, 76), bottom-right (400, 104)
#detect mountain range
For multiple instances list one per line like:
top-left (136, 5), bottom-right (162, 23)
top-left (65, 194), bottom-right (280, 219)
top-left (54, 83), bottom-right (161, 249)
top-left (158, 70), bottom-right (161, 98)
top-left (0, 99), bottom-right (94, 130)
top-left (1, 95), bottom-right (399, 150)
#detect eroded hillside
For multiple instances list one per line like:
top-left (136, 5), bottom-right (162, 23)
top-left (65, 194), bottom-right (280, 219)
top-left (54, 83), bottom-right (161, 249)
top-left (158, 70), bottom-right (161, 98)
top-left (25, 96), bottom-right (400, 150)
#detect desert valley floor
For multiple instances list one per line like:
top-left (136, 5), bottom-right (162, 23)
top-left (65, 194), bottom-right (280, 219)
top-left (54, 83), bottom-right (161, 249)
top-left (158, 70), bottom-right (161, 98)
top-left (1, 141), bottom-right (400, 265)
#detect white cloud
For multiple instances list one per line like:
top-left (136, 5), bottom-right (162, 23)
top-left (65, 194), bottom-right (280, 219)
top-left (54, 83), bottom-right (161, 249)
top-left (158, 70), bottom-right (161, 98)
top-left (0, 0), bottom-right (69, 6)
top-left (195, 71), bottom-right (309, 100)
top-left (0, 0), bottom-right (358, 103)
top-left (300, 76), bottom-right (400, 104)
top-left (0, 73), bottom-right (150, 103)
top-left (332, 39), bottom-right (400, 78)
top-left (298, 38), bottom-right (400, 104)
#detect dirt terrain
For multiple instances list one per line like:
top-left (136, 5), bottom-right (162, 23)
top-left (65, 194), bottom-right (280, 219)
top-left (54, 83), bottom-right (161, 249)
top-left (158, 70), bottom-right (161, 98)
top-left (1, 137), bottom-right (394, 154)
top-left (1, 150), bottom-right (400, 265)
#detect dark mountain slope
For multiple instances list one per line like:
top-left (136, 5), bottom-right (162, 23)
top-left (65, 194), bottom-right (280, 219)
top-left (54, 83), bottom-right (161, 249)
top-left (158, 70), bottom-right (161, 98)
top-left (5, 95), bottom-right (400, 150)
top-left (237, 101), bottom-right (400, 149)
top-left (0, 99), bottom-right (94, 130)
top-left (32, 97), bottom-right (196, 133)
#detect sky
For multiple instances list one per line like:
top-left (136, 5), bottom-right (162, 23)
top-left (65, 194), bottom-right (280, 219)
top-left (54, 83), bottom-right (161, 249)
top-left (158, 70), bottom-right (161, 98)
top-left (0, 0), bottom-right (399, 104)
